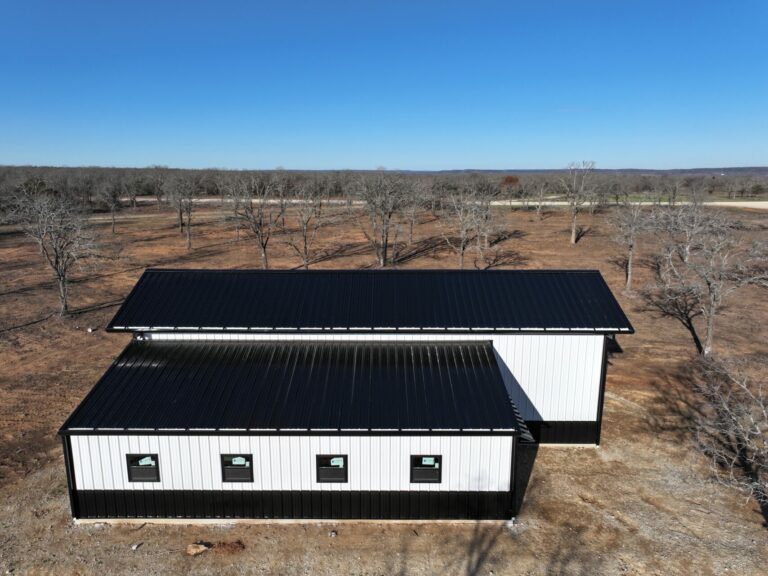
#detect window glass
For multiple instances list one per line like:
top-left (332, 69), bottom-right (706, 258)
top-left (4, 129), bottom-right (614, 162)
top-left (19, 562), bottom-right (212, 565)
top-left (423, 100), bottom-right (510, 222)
top-left (317, 454), bottom-right (348, 482)
top-left (126, 453), bottom-right (160, 482)
top-left (410, 455), bottom-right (442, 483)
top-left (221, 454), bottom-right (253, 482)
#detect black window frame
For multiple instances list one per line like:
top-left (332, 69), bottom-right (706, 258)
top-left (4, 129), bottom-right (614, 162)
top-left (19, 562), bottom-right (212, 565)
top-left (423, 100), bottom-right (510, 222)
top-left (410, 454), bottom-right (442, 484)
top-left (316, 454), bottom-right (348, 483)
top-left (126, 453), bottom-right (160, 482)
top-left (220, 454), bottom-right (254, 483)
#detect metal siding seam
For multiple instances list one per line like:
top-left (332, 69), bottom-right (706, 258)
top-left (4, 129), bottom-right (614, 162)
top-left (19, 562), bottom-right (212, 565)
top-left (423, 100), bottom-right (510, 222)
top-left (389, 436), bottom-right (399, 491)
top-left (448, 435), bottom-right (461, 491)
top-left (560, 336), bottom-right (571, 421)
top-left (93, 435), bottom-right (106, 490)
top-left (259, 436), bottom-right (270, 491)
top-left (86, 436), bottom-right (99, 490)
top-left (580, 337), bottom-right (592, 420)
top-left (301, 436), bottom-right (312, 491)
top-left (566, 337), bottom-right (577, 422)
top-left (458, 436), bottom-right (468, 492)
top-left (105, 436), bottom-right (117, 490)
top-left (528, 336), bottom-right (540, 420)
top-left (270, 436), bottom-right (281, 492)
top-left (550, 337), bottom-right (561, 421)
top-left (199, 436), bottom-right (210, 490)
top-left (287, 436), bottom-right (298, 491)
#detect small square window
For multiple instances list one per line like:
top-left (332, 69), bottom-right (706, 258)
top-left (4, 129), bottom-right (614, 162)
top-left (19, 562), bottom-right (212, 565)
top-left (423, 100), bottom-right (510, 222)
top-left (316, 454), bottom-right (348, 483)
top-left (410, 455), bottom-right (441, 483)
top-left (126, 454), bottom-right (160, 482)
top-left (221, 454), bottom-right (253, 482)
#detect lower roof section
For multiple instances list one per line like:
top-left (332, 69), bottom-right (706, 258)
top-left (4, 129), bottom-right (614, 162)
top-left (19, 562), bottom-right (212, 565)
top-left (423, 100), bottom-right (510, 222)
top-left (61, 340), bottom-right (519, 434)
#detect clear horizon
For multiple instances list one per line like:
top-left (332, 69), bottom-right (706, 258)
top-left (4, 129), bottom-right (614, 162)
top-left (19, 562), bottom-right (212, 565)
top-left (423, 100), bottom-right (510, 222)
top-left (1, 1), bottom-right (766, 170)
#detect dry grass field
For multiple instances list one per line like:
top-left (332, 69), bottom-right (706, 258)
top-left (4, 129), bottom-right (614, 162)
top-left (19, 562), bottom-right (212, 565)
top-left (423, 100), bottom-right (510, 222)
top-left (0, 204), bottom-right (766, 575)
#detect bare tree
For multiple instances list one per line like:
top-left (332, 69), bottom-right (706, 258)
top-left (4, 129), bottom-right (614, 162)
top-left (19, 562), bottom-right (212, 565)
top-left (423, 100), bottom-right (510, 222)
top-left (403, 176), bottom-right (431, 246)
top-left (558, 161), bottom-right (595, 244)
top-left (610, 195), bottom-right (650, 291)
top-left (644, 205), bottom-right (768, 355)
top-left (473, 178), bottom-right (501, 252)
top-left (438, 179), bottom-right (477, 269)
top-left (531, 176), bottom-right (550, 220)
top-left (233, 174), bottom-right (285, 269)
top-left (690, 356), bottom-right (768, 520)
top-left (356, 172), bottom-right (409, 267)
top-left (221, 174), bottom-right (244, 241)
top-left (661, 176), bottom-right (682, 206)
top-left (500, 175), bottom-right (523, 210)
top-left (165, 175), bottom-right (199, 249)
top-left (8, 179), bottom-right (95, 315)
top-left (149, 166), bottom-right (166, 210)
top-left (438, 177), bottom-right (500, 269)
top-left (94, 178), bottom-right (122, 234)
top-left (163, 177), bottom-right (185, 235)
top-left (283, 176), bottom-right (329, 269)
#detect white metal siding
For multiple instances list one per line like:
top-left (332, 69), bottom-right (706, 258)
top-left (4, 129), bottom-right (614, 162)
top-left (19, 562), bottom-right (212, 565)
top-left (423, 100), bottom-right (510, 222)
top-left (147, 332), bottom-right (605, 421)
top-left (70, 435), bottom-right (513, 492)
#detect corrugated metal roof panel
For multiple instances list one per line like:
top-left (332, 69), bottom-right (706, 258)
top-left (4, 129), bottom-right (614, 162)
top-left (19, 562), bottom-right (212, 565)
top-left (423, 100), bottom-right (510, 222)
top-left (61, 340), bottom-right (518, 433)
top-left (106, 269), bottom-right (634, 333)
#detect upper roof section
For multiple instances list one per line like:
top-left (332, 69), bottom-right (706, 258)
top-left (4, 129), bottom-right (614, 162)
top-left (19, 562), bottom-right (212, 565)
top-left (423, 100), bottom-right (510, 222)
top-left (107, 269), bottom-right (634, 334)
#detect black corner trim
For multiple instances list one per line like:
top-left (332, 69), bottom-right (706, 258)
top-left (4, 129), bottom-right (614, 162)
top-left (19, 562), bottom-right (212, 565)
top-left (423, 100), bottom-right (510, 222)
top-left (595, 335), bottom-right (609, 446)
top-left (62, 436), bottom-right (79, 518)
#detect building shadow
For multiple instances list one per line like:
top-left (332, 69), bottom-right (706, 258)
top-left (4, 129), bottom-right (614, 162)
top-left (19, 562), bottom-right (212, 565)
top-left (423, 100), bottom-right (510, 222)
top-left (492, 349), bottom-right (542, 423)
top-left (513, 441), bottom-right (539, 517)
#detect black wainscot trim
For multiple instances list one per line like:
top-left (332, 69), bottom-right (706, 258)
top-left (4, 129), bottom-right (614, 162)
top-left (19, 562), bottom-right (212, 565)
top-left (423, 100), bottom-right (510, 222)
top-left (73, 490), bottom-right (514, 520)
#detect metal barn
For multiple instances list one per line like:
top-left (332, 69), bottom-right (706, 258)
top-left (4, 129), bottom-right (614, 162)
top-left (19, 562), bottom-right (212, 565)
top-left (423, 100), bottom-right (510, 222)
top-left (60, 269), bottom-right (632, 520)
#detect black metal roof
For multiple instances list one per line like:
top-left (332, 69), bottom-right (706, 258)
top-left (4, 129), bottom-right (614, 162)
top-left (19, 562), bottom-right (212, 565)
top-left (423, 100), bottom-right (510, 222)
top-left (107, 269), bottom-right (633, 333)
top-left (61, 340), bottom-right (519, 434)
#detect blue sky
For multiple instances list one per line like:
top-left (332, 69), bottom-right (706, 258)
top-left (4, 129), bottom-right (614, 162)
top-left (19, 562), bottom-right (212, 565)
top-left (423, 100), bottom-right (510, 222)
top-left (0, 1), bottom-right (766, 170)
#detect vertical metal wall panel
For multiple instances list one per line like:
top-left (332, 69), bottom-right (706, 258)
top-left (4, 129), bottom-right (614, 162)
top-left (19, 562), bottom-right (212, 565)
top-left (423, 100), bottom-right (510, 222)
top-left (147, 332), bottom-right (605, 422)
top-left (69, 434), bottom-right (513, 493)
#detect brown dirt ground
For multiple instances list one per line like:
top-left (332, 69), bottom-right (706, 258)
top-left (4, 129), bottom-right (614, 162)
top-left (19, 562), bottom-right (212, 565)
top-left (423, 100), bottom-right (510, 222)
top-left (0, 204), bottom-right (766, 575)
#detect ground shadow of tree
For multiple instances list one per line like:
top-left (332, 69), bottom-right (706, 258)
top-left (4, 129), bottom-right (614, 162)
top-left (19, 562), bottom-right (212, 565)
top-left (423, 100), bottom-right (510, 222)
top-left (393, 235), bottom-right (448, 265)
top-left (381, 527), bottom-right (414, 576)
top-left (474, 248), bottom-right (529, 270)
top-left (443, 522), bottom-right (506, 576)
top-left (544, 522), bottom-right (608, 575)
top-left (573, 225), bottom-right (592, 243)
top-left (646, 361), bottom-right (768, 528)
top-left (645, 362), bottom-right (704, 440)
top-left (306, 241), bottom-right (371, 266)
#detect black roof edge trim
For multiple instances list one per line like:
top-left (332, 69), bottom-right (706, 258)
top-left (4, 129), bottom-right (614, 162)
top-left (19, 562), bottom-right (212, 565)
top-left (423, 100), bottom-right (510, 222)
top-left (120, 328), bottom-right (635, 335)
top-left (105, 269), bottom-right (153, 332)
top-left (58, 343), bottom-right (135, 434)
top-left (139, 268), bottom-right (610, 275)
top-left (59, 429), bottom-right (518, 437)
